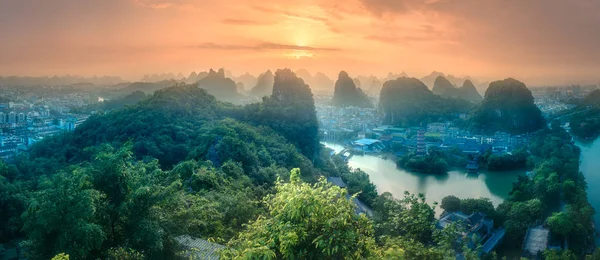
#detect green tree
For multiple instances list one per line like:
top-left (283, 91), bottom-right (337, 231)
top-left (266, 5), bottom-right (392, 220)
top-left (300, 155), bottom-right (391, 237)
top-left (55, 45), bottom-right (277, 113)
top-left (51, 253), bottom-right (70, 260)
top-left (547, 212), bottom-right (574, 237)
top-left (544, 249), bottom-right (577, 260)
top-left (441, 195), bottom-right (461, 212)
top-left (374, 192), bottom-right (436, 244)
top-left (223, 169), bottom-right (376, 259)
top-left (22, 170), bottom-right (105, 259)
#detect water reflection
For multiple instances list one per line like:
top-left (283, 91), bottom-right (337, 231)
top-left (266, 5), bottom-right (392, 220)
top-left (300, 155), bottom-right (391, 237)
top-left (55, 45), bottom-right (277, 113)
top-left (322, 142), bottom-right (523, 212)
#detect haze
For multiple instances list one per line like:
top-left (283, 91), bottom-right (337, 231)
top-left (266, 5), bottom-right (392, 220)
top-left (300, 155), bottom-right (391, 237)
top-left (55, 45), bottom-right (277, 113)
top-left (1, 0), bottom-right (599, 85)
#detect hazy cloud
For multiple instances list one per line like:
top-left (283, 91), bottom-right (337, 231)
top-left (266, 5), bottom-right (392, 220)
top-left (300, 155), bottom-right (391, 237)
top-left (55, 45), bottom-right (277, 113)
top-left (221, 18), bottom-right (273, 26)
top-left (191, 42), bottom-right (341, 51)
top-left (132, 0), bottom-right (195, 9)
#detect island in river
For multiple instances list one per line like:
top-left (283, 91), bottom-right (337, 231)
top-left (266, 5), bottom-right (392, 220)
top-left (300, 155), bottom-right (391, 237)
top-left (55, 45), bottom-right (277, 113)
top-left (322, 142), bottom-right (523, 214)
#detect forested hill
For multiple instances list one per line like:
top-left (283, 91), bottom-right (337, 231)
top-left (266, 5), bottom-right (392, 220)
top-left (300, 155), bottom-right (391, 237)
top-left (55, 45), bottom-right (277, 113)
top-left (27, 78), bottom-right (318, 174)
top-left (242, 68), bottom-right (320, 159)
top-left (379, 77), bottom-right (473, 126)
top-left (1, 70), bottom-right (343, 259)
top-left (331, 71), bottom-right (372, 108)
top-left (468, 78), bottom-right (545, 134)
top-left (569, 89), bottom-right (600, 139)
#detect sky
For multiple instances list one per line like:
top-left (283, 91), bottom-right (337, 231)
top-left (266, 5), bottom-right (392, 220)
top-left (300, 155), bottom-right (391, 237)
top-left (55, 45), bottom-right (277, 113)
top-left (1, 0), bottom-right (599, 85)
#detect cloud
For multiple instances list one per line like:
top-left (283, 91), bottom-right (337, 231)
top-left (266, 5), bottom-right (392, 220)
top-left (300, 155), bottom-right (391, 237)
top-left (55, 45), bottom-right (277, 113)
top-left (252, 5), bottom-right (328, 23)
top-left (190, 42), bottom-right (341, 51)
top-left (357, 0), bottom-right (418, 15)
top-left (359, 0), bottom-right (600, 65)
top-left (132, 0), bottom-right (194, 9)
top-left (220, 18), bottom-right (273, 26)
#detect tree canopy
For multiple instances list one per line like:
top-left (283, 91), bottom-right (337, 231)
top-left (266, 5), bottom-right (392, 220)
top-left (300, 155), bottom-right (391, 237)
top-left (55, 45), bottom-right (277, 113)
top-left (224, 169), bottom-right (377, 259)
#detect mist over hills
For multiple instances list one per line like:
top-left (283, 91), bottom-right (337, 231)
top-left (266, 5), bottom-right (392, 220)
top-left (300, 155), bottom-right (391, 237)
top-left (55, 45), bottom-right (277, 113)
top-left (250, 70), bottom-right (275, 97)
top-left (432, 76), bottom-right (483, 103)
top-left (331, 71), bottom-right (372, 108)
top-left (379, 77), bottom-right (473, 126)
top-left (126, 70), bottom-right (494, 98)
top-left (234, 72), bottom-right (258, 92)
top-left (294, 69), bottom-right (335, 94)
top-left (196, 68), bottom-right (240, 101)
top-left (0, 75), bottom-right (124, 86)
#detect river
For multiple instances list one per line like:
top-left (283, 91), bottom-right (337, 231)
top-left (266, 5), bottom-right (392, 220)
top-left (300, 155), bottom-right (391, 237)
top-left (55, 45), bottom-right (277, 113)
top-left (322, 142), bottom-right (523, 212)
top-left (576, 138), bottom-right (600, 242)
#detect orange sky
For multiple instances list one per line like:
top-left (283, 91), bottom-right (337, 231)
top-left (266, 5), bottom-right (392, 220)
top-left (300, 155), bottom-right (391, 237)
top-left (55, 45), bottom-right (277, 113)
top-left (1, 0), bottom-right (599, 85)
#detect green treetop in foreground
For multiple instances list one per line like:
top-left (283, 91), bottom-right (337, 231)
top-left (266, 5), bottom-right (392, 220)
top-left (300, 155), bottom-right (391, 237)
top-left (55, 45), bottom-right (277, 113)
top-left (223, 168), bottom-right (377, 259)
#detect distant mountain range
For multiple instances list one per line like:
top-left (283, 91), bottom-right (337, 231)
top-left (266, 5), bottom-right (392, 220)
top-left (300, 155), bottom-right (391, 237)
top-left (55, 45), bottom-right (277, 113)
top-left (432, 76), bottom-right (482, 103)
top-left (0, 75), bottom-right (124, 86)
top-left (137, 70), bottom-right (491, 97)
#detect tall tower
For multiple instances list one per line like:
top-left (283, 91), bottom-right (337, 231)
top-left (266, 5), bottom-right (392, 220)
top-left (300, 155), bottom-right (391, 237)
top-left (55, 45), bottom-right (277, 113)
top-left (416, 124), bottom-right (426, 156)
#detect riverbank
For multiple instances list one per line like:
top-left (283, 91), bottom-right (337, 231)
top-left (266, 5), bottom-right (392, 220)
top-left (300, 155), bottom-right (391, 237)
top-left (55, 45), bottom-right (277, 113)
top-left (321, 142), bottom-right (523, 215)
top-left (575, 137), bottom-right (600, 244)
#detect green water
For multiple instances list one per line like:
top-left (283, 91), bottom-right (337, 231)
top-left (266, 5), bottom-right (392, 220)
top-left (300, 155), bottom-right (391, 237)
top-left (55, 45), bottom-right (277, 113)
top-left (322, 142), bottom-right (523, 211)
top-left (576, 138), bottom-right (600, 242)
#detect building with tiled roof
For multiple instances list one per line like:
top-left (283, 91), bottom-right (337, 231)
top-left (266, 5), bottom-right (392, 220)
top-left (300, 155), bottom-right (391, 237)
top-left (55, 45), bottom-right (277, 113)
top-left (175, 235), bottom-right (226, 260)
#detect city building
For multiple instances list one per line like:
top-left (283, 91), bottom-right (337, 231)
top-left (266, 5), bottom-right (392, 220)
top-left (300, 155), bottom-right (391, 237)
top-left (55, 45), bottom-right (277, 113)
top-left (416, 126), bottom-right (426, 155)
top-left (522, 226), bottom-right (550, 257)
top-left (437, 212), bottom-right (506, 255)
top-left (352, 138), bottom-right (384, 153)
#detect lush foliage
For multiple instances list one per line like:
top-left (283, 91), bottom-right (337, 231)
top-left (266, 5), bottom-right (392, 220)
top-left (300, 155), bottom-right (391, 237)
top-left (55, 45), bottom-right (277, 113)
top-left (223, 169), bottom-right (377, 259)
top-left (496, 126), bottom-right (595, 253)
top-left (241, 69), bottom-right (320, 159)
top-left (480, 147), bottom-right (529, 171)
top-left (569, 90), bottom-right (600, 140)
top-left (396, 148), bottom-right (460, 175)
top-left (440, 195), bottom-right (461, 212)
top-left (74, 91), bottom-right (149, 113)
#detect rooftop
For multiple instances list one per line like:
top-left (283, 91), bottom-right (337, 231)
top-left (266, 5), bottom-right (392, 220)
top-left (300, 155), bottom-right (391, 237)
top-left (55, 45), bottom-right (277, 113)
top-left (523, 226), bottom-right (550, 255)
top-left (352, 138), bottom-right (381, 146)
top-left (175, 235), bottom-right (226, 260)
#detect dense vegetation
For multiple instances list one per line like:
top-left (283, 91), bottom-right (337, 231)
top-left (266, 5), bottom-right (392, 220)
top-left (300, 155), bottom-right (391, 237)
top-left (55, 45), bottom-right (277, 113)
top-left (241, 69), bottom-right (320, 159)
top-left (396, 148), bottom-right (458, 175)
top-left (1, 71), bottom-right (598, 259)
top-left (480, 147), bottom-right (530, 171)
top-left (432, 76), bottom-right (482, 103)
top-left (379, 77), bottom-right (473, 126)
top-left (1, 69), bottom-right (391, 259)
top-left (569, 89), bottom-right (600, 140)
top-left (119, 80), bottom-right (177, 94)
top-left (74, 91), bottom-right (149, 113)
top-left (441, 124), bottom-right (596, 256)
top-left (331, 71), bottom-right (372, 108)
top-left (469, 78), bottom-right (545, 134)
